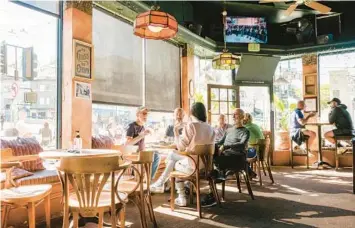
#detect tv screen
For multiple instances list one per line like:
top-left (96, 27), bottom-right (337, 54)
top-left (225, 17), bottom-right (267, 44)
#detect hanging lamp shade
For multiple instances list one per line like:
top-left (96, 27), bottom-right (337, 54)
top-left (212, 51), bottom-right (241, 70)
top-left (134, 9), bottom-right (178, 40)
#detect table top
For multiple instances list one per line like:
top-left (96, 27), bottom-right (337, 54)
top-left (39, 149), bottom-right (121, 160)
top-left (0, 184), bottom-right (52, 204)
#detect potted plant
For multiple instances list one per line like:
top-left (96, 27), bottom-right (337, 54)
top-left (274, 95), bottom-right (291, 150)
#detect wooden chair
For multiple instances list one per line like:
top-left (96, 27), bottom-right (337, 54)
top-left (121, 151), bottom-right (157, 228)
top-left (216, 149), bottom-right (255, 201)
top-left (248, 137), bottom-right (274, 186)
top-left (334, 135), bottom-right (354, 170)
top-left (290, 135), bottom-right (310, 169)
top-left (0, 149), bottom-right (52, 228)
top-left (169, 144), bottom-right (220, 218)
top-left (57, 155), bottom-right (130, 228)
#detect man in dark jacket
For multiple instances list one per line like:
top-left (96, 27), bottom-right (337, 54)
top-left (324, 98), bottom-right (354, 144)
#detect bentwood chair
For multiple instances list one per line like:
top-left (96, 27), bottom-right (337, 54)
top-left (121, 151), bottom-right (157, 228)
top-left (215, 149), bottom-right (255, 201)
top-left (169, 144), bottom-right (220, 218)
top-left (1, 148), bottom-right (52, 228)
top-left (57, 155), bottom-right (130, 228)
top-left (248, 138), bottom-right (274, 186)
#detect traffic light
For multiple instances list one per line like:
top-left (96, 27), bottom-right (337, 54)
top-left (0, 44), bottom-right (6, 75)
top-left (23, 47), bottom-right (37, 80)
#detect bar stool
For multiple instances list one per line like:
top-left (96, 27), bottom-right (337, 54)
top-left (290, 135), bottom-right (310, 169)
top-left (334, 135), bottom-right (354, 170)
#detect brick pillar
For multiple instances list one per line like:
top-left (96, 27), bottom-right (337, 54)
top-left (62, 1), bottom-right (93, 149)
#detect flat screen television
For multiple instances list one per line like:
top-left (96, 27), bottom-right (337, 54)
top-left (225, 16), bottom-right (267, 44)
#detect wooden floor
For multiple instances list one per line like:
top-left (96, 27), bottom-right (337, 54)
top-left (39, 166), bottom-right (355, 228)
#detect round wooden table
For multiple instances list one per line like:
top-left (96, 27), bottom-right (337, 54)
top-left (39, 149), bottom-right (121, 160)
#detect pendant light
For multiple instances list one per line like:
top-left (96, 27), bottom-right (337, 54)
top-left (134, 5), bottom-right (178, 40)
top-left (212, 9), bottom-right (240, 70)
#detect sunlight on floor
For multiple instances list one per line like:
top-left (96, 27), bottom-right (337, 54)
top-left (279, 184), bottom-right (309, 194)
top-left (153, 205), bottom-right (198, 221)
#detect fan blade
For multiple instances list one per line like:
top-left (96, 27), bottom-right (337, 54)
top-left (306, 1), bottom-right (331, 13)
top-left (284, 3), bottom-right (298, 16)
top-left (259, 0), bottom-right (288, 3)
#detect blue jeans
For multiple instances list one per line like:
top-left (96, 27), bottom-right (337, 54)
top-left (247, 148), bottom-right (257, 173)
top-left (151, 152), bottom-right (161, 179)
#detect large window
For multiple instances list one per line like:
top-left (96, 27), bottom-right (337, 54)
top-left (319, 52), bottom-right (355, 136)
top-left (92, 103), bottom-right (173, 144)
top-left (273, 58), bottom-right (303, 132)
top-left (92, 8), bottom-right (181, 143)
top-left (0, 1), bottom-right (59, 149)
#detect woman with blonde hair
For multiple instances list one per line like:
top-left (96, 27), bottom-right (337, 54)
top-left (243, 113), bottom-right (264, 178)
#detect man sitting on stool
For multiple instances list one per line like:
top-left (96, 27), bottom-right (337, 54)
top-left (291, 100), bottom-right (316, 152)
top-left (324, 98), bottom-right (354, 153)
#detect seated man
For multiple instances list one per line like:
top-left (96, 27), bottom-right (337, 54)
top-left (165, 108), bottom-right (185, 139)
top-left (202, 108), bottom-right (250, 207)
top-left (214, 114), bottom-right (232, 142)
top-left (324, 98), bottom-right (354, 151)
top-left (243, 113), bottom-right (264, 178)
top-left (126, 106), bottom-right (161, 179)
top-left (290, 101), bottom-right (316, 151)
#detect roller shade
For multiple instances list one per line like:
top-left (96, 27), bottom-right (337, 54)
top-left (236, 54), bottom-right (280, 82)
top-left (92, 9), bottom-right (143, 105)
top-left (145, 40), bottom-right (181, 111)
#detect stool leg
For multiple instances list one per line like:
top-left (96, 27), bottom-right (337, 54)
top-left (170, 177), bottom-right (175, 211)
top-left (44, 195), bottom-right (51, 228)
top-left (27, 202), bottom-right (36, 228)
top-left (335, 140), bottom-right (339, 171)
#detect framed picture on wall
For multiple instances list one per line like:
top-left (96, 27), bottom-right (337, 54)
top-left (304, 97), bottom-right (317, 113)
top-left (73, 39), bottom-right (94, 80)
top-left (75, 81), bottom-right (91, 100)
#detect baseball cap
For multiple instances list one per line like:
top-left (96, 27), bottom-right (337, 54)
top-left (327, 98), bottom-right (341, 104)
top-left (136, 106), bottom-right (149, 114)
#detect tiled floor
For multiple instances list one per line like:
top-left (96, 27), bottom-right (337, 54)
top-left (39, 166), bottom-right (355, 228)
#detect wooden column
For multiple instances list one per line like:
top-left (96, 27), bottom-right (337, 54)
top-left (302, 54), bottom-right (318, 151)
top-left (62, 1), bottom-right (93, 149)
top-left (181, 44), bottom-right (195, 113)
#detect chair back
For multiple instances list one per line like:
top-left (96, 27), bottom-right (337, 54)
top-left (191, 144), bottom-right (215, 177)
top-left (57, 155), bottom-right (126, 217)
top-left (255, 139), bottom-right (266, 161)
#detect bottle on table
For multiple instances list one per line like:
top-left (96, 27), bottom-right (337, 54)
top-left (73, 130), bottom-right (82, 152)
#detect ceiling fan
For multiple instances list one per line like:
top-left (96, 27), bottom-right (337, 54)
top-left (259, 0), bottom-right (332, 16)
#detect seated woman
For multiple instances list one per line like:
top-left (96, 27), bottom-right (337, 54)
top-left (150, 102), bottom-right (215, 207)
top-left (243, 113), bottom-right (265, 178)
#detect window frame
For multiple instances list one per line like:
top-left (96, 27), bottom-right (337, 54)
top-left (9, 0), bottom-right (63, 148)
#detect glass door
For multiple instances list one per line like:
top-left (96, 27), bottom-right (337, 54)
top-left (207, 84), bottom-right (240, 126)
top-left (239, 86), bottom-right (271, 131)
